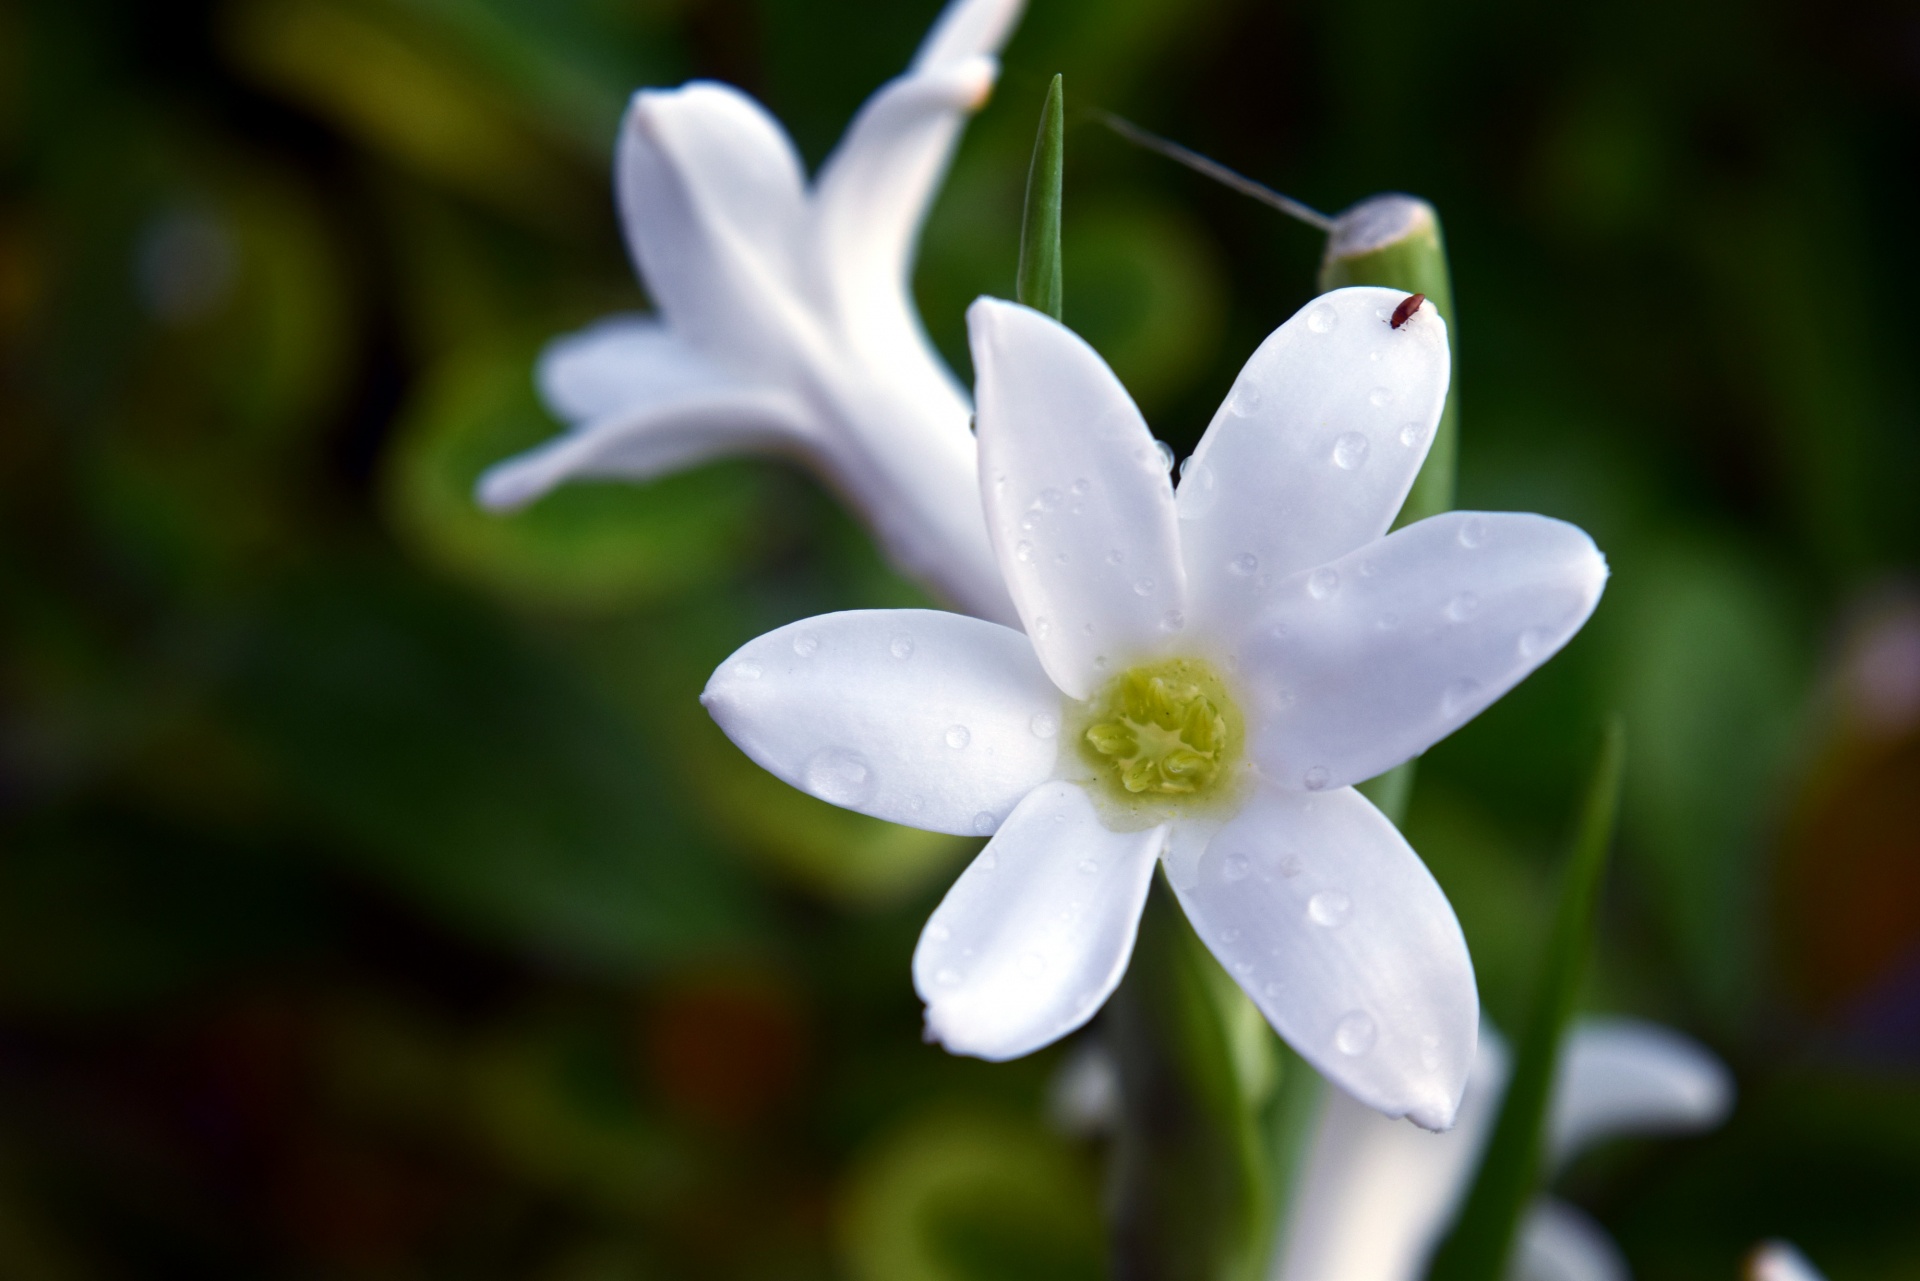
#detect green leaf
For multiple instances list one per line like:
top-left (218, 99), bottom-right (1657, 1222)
top-left (1322, 194), bottom-right (1460, 826)
top-left (1016, 74), bottom-right (1065, 322)
top-left (1106, 874), bottom-right (1279, 1281)
top-left (1427, 717), bottom-right (1627, 1281)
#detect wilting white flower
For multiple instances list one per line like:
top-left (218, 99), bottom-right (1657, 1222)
top-left (701, 290), bottom-right (1607, 1128)
top-left (475, 0), bottom-right (1025, 622)
top-left (1275, 1018), bottom-right (1735, 1281)
top-left (1747, 1241), bottom-right (1827, 1281)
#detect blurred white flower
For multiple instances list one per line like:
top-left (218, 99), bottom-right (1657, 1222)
top-left (1275, 1018), bottom-right (1735, 1281)
top-left (701, 290), bottom-right (1608, 1128)
top-left (1747, 1240), bottom-right (1827, 1281)
top-left (476, 0), bottom-right (1025, 622)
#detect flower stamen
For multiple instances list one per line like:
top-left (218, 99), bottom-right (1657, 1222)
top-left (1083, 662), bottom-right (1235, 796)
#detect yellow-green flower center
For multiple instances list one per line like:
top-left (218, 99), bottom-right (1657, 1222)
top-left (1080, 658), bottom-right (1242, 802)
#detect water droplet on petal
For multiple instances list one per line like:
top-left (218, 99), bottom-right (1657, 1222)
top-left (1458, 517), bottom-right (1488, 549)
top-left (1335, 1011), bottom-right (1377, 1056)
top-left (1039, 487), bottom-right (1064, 511)
top-left (1303, 766), bottom-right (1331, 790)
top-left (1234, 960), bottom-right (1255, 976)
top-left (1332, 432), bottom-right (1371, 470)
top-left (1230, 553), bottom-right (1258, 576)
top-left (1446, 592), bottom-right (1480, 622)
top-left (889, 634), bottom-right (915, 660)
top-left (936, 967), bottom-right (962, 987)
top-left (1055, 551), bottom-right (1070, 564)
top-left (1221, 928), bottom-right (1240, 943)
top-left (1263, 981), bottom-right (1283, 997)
top-left (734, 661), bottom-right (762, 680)
top-left (792, 632), bottom-right (820, 657)
top-left (1369, 386), bottom-right (1395, 408)
top-left (1030, 712), bottom-right (1059, 739)
top-left (1306, 303), bottom-right (1338, 333)
top-left (1223, 853), bottom-right (1251, 881)
top-left (804, 749), bottom-right (874, 805)
top-left (1518, 627), bottom-right (1551, 658)
top-left (1231, 383), bottom-right (1264, 416)
top-left (1134, 577), bottom-right (1155, 596)
top-left (945, 725), bottom-right (971, 749)
top-left (1308, 568), bottom-right (1341, 600)
top-left (1016, 541), bottom-right (1035, 563)
top-left (1308, 890), bottom-right (1353, 928)
top-left (1161, 609), bottom-right (1185, 632)
top-left (1154, 440), bottom-right (1176, 471)
top-left (1034, 616), bottom-right (1053, 638)
top-left (1105, 548), bottom-right (1125, 566)
top-left (1072, 477), bottom-right (1090, 495)
top-left (1442, 678), bottom-right (1483, 716)
top-left (976, 820), bottom-right (1000, 842)
top-left (1419, 1035), bottom-right (1442, 1071)
top-left (1399, 421), bottom-right (1429, 448)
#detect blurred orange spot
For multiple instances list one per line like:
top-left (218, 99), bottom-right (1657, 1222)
top-left (644, 969), bottom-right (808, 1128)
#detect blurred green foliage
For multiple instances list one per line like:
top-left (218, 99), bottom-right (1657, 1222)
top-left (3, 0), bottom-right (1919, 1275)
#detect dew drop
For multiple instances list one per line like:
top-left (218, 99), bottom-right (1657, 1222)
top-left (1446, 591), bottom-right (1480, 622)
top-left (1221, 928), bottom-right (1241, 943)
top-left (792, 632), bottom-right (820, 657)
top-left (1306, 303), bottom-right (1338, 333)
top-left (976, 819), bottom-right (1000, 841)
top-left (889, 634), bottom-right (915, 660)
top-left (1016, 541), bottom-right (1036, 563)
top-left (1077, 859), bottom-right (1099, 875)
top-left (1307, 890), bottom-right (1353, 928)
top-left (1177, 462), bottom-right (1219, 518)
top-left (1441, 678), bottom-right (1483, 716)
top-left (1030, 712), bottom-right (1059, 739)
top-left (1223, 853), bottom-right (1251, 881)
top-left (1105, 548), bottom-right (1125, 566)
top-left (1368, 386), bottom-right (1395, 408)
top-left (1035, 617), bottom-right (1053, 639)
top-left (1517, 626), bottom-right (1551, 658)
top-left (804, 748), bottom-right (874, 805)
top-left (1419, 1035), bottom-right (1442, 1072)
top-left (1332, 432), bottom-right (1371, 470)
top-left (1234, 960), bottom-right (1255, 976)
top-left (1161, 609), bottom-right (1186, 632)
top-left (1230, 552), bottom-right (1258, 576)
top-left (936, 967), bottom-right (962, 987)
top-left (1399, 421), bottom-right (1429, 448)
top-left (1308, 567), bottom-right (1341, 600)
top-left (1133, 577), bottom-right (1156, 597)
top-left (1055, 551), bottom-right (1070, 565)
top-left (1263, 981), bottom-right (1283, 998)
top-left (1020, 515), bottom-right (1038, 532)
top-left (734, 661), bottom-right (762, 681)
top-left (1071, 477), bottom-right (1091, 495)
top-left (1458, 517), bottom-right (1488, 549)
top-left (1335, 1011), bottom-right (1377, 1056)
top-left (1303, 766), bottom-right (1330, 791)
top-left (1231, 383), bottom-right (1264, 416)
top-left (945, 725), bottom-right (972, 749)
top-left (1154, 440), bottom-right (1176, 471)
top-left (1039, 487), bottom-right (1064, 511)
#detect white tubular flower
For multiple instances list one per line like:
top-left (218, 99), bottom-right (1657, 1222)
top-left (1747, 1241), bottom-right (1828, 1281)
top-left (1275, 1018), bottom-right (1735, 1281)
top-left (474, 0), bottom-right (1025, 623)
top-left (702, 289), bottom-right (1607, 1129)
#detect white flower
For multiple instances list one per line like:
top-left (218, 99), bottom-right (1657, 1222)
top-left (701, 289), bottom-right (1608, 1128)
top-left (1275, 1018), bottom-right (1735, 1281)
top-left (1747, 1241), bottom-right (1827, 1281)
top-left (474, 0), bottom-right (1025, 623)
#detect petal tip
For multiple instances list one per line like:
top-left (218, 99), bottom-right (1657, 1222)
top-left (474, 460), bottom-right (542, 512)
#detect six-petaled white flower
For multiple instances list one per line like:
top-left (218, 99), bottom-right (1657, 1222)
top-left (476, 0), bottom-right (1025, 623)
top-left (701, 289), bottom-right (1608, 1129)
top-left (1276, 1018), bottom-right (1734, 1281)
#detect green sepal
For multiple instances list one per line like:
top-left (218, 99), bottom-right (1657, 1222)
top-left (1427, 718), bottom-right (1628, 1281)
top-left (1017, 74), bottom-right (1066, 322)
top-left (1105, 873), bottom-right (1280, 1281)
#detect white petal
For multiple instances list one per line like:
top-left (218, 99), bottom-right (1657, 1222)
top-left (1513, 1200), bottom-right (1629, 1281)
top-left (915, 782), bottom-right (1164, 1060)
top-left (700, 609), bottom-right (1061, 837)
top-left (1240, 511), bottom-right (1607, 793)
top-left (1748, 1242), bottom-right (1828, 1281)
top-left (1174, 785), bottom-right (1477, 1130)
top-left (1178, 286), bottom-right (1450, 631)
top-left (617, 83), bottom-right (814, 366)
top-left (475, 382), bottom-right (811, 511)
top-left (1549, 1017), bottom-right (1734, 1169)
top-left (1275, 1030), bottom-right (1508, 1281)
top-left (810, 56), bottom-right (996, 422)
top-left (912, 0), bottom-right (1025, 69)
top-left (535, 314), bottom-right (727, 425)
top-left (969, 298), bottom-right (1187, 698)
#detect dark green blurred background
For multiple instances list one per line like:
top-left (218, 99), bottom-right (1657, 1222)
top-left (3, 0), bottom-right (1919, 1275)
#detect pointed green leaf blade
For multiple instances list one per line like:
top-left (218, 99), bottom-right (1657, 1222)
top-left (1016, 74), bottom-right (1065, 322)
top-left (1427, 717), bottom-right (1628, 1281)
